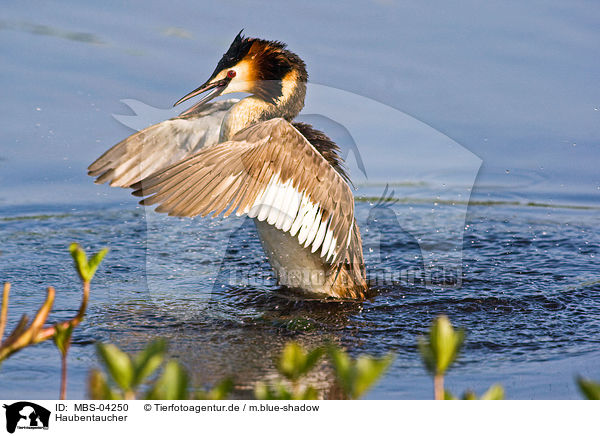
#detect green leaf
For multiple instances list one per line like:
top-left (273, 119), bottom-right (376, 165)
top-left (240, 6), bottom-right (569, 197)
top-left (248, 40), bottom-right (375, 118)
top-left (69, 243), bottom-right (108, 282)
top-left (69, 243), bottom-right (90, 282)
top-left (96, 343), bottom-right (134, 391)
top-left (296, 385), bottom-right (319, 400)
top-left (254, 381), bottom-right (296, 400)
top-left (328, 346), bottom-right (352, 394)
top-left (418, 315), bottom-right (464, 376)
top-left (456, 384), bottom-right (505, 400)
top-left (417, 337), bottom-right (436, 375)
top-left (277, 342), bottom-right (324, 381)
top-left (304, 347), bottom-right (325, 374)
top-left (195, 378), bottom-right (234, 400)
top-left (209, 378), bottom-right (234, 400)
top-left (351, 354), bottom-right (394, 399)
top-left (53, 324), bottom-right (74, 356)
top-left (87, 248), bottom-right (109, 281)
top-left (254, 378), bottom-right (317, 400)
top-left (132, 339), bottom-right (166, 387)
top-left (328, 346), bottom-right (394, 399)
top-left (277, 342), bottom-right (304, 380)
top-left (88, 369), bottom-right (122, 400)
top-left (145, 360), bottom-right (189, 400)
top-left (462, 390), bottom-right (477, 400)
top-left (273, 383), bottom-right (293, 400)
top-left (254, 382), bottom-right (275, 400)
top-left (444, 390), bottom-right (458, 400)
top-left (480, 384), bottom-right (505, 400)
top-left (577, 376), bottom-right (600, 400)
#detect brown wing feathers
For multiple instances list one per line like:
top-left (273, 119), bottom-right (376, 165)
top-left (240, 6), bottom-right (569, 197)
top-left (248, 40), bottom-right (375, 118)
top-left (130, 118), bottom-right (354, 264)
top-left (88, 100), bottom-right (237, 188)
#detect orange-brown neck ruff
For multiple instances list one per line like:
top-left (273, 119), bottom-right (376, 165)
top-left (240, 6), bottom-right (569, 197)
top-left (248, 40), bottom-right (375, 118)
top-left (241, 39), bottom-right (308, 104)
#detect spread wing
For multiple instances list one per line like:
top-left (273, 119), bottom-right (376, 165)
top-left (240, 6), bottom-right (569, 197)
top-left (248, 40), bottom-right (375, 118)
top-left (88, 99), bottom-right (238, 188)
top-left (130, 118), bottom-right (355, 265)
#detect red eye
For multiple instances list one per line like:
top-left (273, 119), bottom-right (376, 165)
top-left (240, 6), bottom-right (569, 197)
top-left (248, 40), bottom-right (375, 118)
top-left (227, 70), bottom-right (236, 78)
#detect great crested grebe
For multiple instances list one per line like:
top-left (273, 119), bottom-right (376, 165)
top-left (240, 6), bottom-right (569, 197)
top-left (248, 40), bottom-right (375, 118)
top-left (88, 31), bottom-right (367, 299)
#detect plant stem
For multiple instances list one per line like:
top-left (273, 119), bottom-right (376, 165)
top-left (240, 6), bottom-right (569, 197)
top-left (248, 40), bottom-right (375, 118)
top-left (0, 278), bottom-right (90, 361)
top-left (434, 374), bottom-right (444, 400)
top-left (35, 281), bottom-right (89, 343)
top-left (78, 281), bottom-right (90, 320)
top-left (0, 287), bottom-right (55, 361)
top-left (0, 283), bottom-right (9, 344)
top-left (60, 352), bottom-right (67, 400)
top-left (57, 280), bottom-right (89, 401)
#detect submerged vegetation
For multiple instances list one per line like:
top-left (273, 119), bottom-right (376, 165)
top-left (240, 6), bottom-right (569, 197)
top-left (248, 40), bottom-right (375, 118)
top-left (0, 243), bottom-right (598, 400)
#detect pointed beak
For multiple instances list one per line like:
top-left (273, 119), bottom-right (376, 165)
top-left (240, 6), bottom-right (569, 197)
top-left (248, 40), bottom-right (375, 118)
top-left (173, 77), bottom-right (230, 114)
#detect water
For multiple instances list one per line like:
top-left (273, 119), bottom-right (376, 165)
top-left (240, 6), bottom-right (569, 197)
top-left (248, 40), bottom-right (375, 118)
top-left (1, 0), bottom-right (599, 399)
top-left (1, 197), bottom-right (598, 399)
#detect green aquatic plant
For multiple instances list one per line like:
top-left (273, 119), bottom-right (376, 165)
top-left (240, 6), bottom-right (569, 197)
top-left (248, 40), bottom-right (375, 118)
top-left (418, 315), bottom-right (504, 400)
top-left (255, 342), bottom-right (394, 400)
top-left (90, 339), bottom-right (394, 400)
top-left (277, 342), bottom-right (325, 383)
top-left (55, 243), bottom-right (108, 399)
top-left (327, 345), bottom-right (394, 399)
top-left (0, 283), bottom-right (55, 363)
top-left (69, 242), bottom-right (109, 284)
top-left (53, 323), bottom-right (75, 400)
top-left (255, 342), bottom-right (324, 400)
top-left (418, 315), bottom-right (465, 400)
top-left (193, 378), bottom-right (234, 401)
top-left (254, 380), bottom-right (319, 400)
top-left (89, 339), bottom-right (233, 400)
top-left (444, 384), bottom-right (505, 400)
top-left (576, 376), bottom-right (600, 400)
top-left (0, 243), bottom-right (108, 400)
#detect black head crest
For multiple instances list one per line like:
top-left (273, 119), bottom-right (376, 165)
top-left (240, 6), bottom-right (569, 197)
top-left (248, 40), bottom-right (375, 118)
top-left (206, 31), bottom-right (308, 104)
top-left (209, 30), bottom-right (254, 79)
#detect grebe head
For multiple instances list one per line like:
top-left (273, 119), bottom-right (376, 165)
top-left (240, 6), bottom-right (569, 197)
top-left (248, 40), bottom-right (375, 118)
top-left (174, 31), bottom-right (308, 111)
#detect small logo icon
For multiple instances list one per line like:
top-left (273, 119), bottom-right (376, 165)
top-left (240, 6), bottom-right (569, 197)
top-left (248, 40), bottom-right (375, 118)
top-left (3, 402), bottom-right (50, 433)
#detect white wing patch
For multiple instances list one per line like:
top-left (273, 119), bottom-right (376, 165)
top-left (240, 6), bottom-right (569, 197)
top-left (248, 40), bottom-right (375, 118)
top-left (242, 173), bottom-right (339, 262)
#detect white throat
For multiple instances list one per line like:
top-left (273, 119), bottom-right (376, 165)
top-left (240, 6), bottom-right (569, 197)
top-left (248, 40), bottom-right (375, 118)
top-left (219, 70), bottom-right (306, 141)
